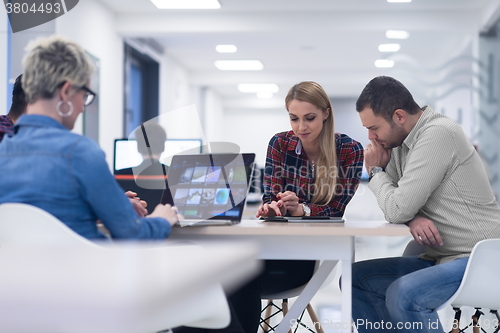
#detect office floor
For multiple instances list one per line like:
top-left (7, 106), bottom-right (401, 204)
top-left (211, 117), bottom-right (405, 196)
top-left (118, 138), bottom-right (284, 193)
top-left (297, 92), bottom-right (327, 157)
top-left (247, 182), bottom-right (492, 333)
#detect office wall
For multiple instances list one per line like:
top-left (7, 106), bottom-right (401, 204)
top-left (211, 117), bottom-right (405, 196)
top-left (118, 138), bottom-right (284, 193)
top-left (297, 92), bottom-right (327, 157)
top-left (476, 26), bottom-right (500, 198)
top-left (54, 0), bottom-right (123, 169)
top-left (1, 12), bottom-right (8, 115)
top-left (159, 54), bottom-right (205, 142)
top-left (332, 97), bottom-right (368, 148)
top-left (223, 108), bottom-right (290, 167)
top-left (223, 98), bottom-right (367, 168)
top-left (203, 88), bottom-right (224, 143)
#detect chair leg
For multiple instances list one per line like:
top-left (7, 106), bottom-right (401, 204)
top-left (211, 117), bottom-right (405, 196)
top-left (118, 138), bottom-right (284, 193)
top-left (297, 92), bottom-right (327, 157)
top-left (306, 303), bottom-right (324, 333)
top-left (281, 299), bottom-right (292, 333)
top-left (451, 308), bottom-right (461, 333)
top-left (282, 299), bottom-right (289, 315)
top-left (472, 309), bottom-right (485, 333)
top-left (491, 310), bottom-right (500, 333)
top-left (262, 299), bottom-right (324, 333)
top-left (262, 300), bottom-right (274, 333)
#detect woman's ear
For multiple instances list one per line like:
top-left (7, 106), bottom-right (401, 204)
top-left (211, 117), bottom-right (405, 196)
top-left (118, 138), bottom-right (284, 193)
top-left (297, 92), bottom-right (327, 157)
top-left (324, 108), bottom-right (330, 121)
top-left (57, 81), bottom-right (72, 101)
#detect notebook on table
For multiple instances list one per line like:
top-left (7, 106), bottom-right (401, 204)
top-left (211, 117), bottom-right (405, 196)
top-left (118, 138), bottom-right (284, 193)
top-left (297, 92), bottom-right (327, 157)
top-left (161, 153), bottom-right (256, 227)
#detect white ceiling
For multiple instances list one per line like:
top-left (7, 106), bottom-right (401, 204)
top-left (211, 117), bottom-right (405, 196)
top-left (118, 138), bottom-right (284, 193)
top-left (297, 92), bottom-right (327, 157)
top-left (99, 0), bottom-right (500, 107)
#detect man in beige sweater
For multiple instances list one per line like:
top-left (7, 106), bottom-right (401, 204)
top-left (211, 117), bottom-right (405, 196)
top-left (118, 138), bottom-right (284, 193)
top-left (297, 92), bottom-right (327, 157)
top-left (352, 76), bottom-right (500, 333)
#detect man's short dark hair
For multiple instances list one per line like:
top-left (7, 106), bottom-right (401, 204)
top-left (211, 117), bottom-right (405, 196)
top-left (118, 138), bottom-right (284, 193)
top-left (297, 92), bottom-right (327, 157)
top-left (355, 76), bottom-right (421, 122)
top-left (8, 74), bottom-right (27, 122)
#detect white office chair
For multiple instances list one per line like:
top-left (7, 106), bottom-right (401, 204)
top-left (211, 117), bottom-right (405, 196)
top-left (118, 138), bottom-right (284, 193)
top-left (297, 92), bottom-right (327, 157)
top-left (403, 238), bottom-right (500, 333)
top-left (0, 203), bottom-right (235, 333)
top-left (0, 202), bottom-right (101, 248)
top-left (260, 261), bottom-right (337, 333)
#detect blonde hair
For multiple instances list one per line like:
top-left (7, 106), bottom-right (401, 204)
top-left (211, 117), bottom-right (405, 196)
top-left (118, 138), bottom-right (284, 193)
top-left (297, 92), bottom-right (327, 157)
top-left (22, 35), bottom-right (94, 104)
top-left (285, 81), bottom-right (338, 206)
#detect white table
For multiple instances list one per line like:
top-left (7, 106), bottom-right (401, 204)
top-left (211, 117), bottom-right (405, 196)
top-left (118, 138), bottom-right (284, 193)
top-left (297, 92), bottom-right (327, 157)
top-left (170, 219), bottom-right (410, 333)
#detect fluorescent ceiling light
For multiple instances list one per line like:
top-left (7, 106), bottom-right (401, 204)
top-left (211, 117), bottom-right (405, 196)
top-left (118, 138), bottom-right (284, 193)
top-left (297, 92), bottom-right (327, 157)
top-left (216, 45), bottom-right (237, 53)
top-left (238, 83), bottom-right (279, 93)
top-left (386, 30), bottom-right (410, 39)
top-left (387, 0), bottom-right (411, 2)
top-left (375, 59), bottom-right (395, 68)
top-left (214, 60), bottom-right (264, 71)
top-left (378, 44), bottom-right (401, 52)
top-left (151, 0), bottom-right (221, 9)
top-left (257, 92), bottom-right (274, 99)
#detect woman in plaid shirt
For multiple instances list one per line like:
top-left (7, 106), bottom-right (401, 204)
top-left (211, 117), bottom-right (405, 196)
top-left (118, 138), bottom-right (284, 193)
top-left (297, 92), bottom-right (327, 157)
top-left (256, 81), bottom-right (364, 218)
top-left (230, 82), bottom-right (365, 333)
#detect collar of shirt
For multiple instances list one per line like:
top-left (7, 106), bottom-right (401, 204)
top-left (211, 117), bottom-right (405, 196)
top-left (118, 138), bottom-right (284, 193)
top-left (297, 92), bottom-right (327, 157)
top-left (15, 114), bottom-right (67, 132)
top-left (402, 105), bottom-right (434, 150)
top-left (0, 114), bottom-right (14, 128)
top-left (295, 138), bottom-right (303, 155)
top-left (281, 130), bottom-right (300, 153)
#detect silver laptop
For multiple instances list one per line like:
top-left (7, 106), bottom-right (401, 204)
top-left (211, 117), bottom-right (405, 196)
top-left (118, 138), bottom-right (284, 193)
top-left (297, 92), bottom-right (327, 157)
top-left (163, 153), bottom-right (255, 227)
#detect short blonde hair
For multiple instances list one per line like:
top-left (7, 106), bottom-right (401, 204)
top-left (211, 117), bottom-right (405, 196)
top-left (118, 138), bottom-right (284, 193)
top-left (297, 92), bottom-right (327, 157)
top-left (22, 35), bottom-right (93, 104)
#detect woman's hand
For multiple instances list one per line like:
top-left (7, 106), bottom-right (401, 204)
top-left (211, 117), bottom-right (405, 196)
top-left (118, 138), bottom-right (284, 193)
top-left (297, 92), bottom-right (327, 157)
top-left (125, 191), bottom-right (147, 217)
top-left (256, 200), bottom-right (286, 218)
top-left (148, 204), bottom-right (179, 226)
top-left (277, 191), bottom-right (302, 216)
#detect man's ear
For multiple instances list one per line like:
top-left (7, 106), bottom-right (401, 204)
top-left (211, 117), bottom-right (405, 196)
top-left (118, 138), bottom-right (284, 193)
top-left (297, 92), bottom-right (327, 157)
top-left (393, 109), bottom-right (406, 125)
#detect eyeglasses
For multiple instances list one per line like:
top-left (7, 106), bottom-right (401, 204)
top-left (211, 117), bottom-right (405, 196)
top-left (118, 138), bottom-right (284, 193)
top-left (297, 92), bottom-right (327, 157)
top-left (79, 86), bottom-right (96, 107)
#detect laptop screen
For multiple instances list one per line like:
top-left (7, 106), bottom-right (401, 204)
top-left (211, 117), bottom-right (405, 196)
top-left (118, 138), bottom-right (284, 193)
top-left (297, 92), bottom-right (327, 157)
top-left (164, 153), bottom-right (255, 222)
top-left (113, 138), bottom-right (203, 173)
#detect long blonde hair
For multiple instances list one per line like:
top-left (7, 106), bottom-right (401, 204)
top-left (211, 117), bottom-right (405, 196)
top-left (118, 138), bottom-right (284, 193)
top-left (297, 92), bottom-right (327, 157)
top-left (285, 81), bottom-right (338, 206)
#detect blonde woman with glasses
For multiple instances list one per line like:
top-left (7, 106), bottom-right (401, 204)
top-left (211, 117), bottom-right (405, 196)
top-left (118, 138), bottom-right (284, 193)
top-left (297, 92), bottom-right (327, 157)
top-left (0, 35), bottom-right (178, 240)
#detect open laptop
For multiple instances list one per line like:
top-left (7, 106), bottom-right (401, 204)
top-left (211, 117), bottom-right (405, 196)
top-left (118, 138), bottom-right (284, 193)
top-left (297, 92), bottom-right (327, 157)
top-left (161, 153), bottom-right (256, 226)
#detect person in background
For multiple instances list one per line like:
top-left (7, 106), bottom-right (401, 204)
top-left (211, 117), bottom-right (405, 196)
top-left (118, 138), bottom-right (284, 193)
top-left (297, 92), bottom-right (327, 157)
top-left (352, 76), bottom-right (500, 332)
top-left (0, 35), bottom-right (178, 240)
top-left (116, 121), bottom-right (174, 211)
top-left (0, 74), bottom-right (28, 142)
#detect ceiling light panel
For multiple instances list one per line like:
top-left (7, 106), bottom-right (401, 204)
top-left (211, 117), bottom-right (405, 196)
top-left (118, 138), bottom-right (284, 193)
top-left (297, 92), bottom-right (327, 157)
top-left (375, 59), bottom-right (395, 68)
top-left (378, 44), bottom-right (401, 52)
top-left (387, 0), bottom-right (411, 2)
top-left (151, 0), bottom-right (221, 9)
top-left (215, 60), bottom-right (264, 71)
top-left (238, 84), bottom-right (279, 93)
top-left (386, 30), bottom-right (410, 39)
top-left (216, 45), bottom-right (237, 53)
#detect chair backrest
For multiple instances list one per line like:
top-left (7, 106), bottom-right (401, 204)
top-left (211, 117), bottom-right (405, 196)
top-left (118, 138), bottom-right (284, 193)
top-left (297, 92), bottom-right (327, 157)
top-left (261, 260), bottom-right (336, 299)
top-left (0, 203), bottom-right (234, 332)
top-left (443, 238), bottom-right (500, 310)
top-left (0, 203), bottom-right (99, 249)
top-left (402, 239), bottom-right (425, 257)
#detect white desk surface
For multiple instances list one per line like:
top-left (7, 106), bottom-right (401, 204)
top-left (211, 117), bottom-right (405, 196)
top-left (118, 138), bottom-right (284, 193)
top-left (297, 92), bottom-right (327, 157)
top-left (172, 219), bottom-right (410, 237)
top-left (170, 219), bottom-right (409, 333)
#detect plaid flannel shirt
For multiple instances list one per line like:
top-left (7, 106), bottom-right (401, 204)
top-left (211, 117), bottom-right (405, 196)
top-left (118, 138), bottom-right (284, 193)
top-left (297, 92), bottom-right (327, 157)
top-left (0, 115), bottom-right (14, 142)
top-left (262, 131), bottom-right (364, 217)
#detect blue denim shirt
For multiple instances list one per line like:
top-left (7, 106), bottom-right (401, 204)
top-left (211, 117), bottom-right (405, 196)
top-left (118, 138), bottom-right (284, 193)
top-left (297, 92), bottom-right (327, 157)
top-left (0, 115), bottom-right (171, 240)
